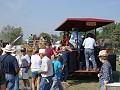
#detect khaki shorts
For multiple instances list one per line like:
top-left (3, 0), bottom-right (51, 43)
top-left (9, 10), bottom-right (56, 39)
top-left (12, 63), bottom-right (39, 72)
top-left (20, 68), bottom-right (30, 79)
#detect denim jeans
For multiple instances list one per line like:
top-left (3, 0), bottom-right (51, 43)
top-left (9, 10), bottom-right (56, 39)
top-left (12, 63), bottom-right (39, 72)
top-left (84, 48), bottom-right (97, 70)
top-left (14, 75), bottom-right (19, 90)
top-left (50, 77), bottom-right (64, 90)
top-left (32, 71), bottom-right (41, 78)
top-left (61, 66), bottom-right (68, 82)
top-left (39, 76), bottom-right (53, 90)
top-left (5, 74), bottom-right (15, 90)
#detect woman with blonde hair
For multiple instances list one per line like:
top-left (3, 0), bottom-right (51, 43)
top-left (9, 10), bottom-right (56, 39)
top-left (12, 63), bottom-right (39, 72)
top-left (98, 50), bottom-right (113, 90)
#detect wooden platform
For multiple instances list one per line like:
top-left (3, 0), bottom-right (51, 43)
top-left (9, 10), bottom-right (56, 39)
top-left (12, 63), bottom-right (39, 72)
top-left (75, 69), bottom-right (99, 73)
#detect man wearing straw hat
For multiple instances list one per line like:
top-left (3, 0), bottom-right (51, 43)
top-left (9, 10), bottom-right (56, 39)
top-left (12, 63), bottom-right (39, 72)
top-left (0, 44), bottom-right (19, 90)
top-left (98, 50), bottom-right (113, 90)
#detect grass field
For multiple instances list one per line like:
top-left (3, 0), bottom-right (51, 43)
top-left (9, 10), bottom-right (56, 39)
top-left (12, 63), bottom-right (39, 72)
top-left (19, 61), bottom-right (120, 90)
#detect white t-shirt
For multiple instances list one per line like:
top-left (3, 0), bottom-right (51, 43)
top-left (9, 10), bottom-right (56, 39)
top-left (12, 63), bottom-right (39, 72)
top-left (40, 56), bottom-right (53, 77)
top-left (31, 54), bottom-right (42, 72)
top-left (82, 37), bottom-right (96, 49)
top-left (19, 54), bottom-right (31, 68)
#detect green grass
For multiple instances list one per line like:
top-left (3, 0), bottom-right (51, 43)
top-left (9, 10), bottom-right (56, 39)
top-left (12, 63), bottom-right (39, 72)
top-left (64, 61), bottom-right (120, 90)
top-left (19, 61), bottom-right (120, 90)
top-left (113, 60), bottom-right (120, 82)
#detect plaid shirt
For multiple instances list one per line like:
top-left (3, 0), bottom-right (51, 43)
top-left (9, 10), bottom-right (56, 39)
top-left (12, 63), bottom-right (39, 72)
top-left (99, 60), bottom-right (113, 86)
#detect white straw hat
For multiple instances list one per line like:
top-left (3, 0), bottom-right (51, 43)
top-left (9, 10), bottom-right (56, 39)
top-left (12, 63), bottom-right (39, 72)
top-left (2, 44), bottom-right (15, 52)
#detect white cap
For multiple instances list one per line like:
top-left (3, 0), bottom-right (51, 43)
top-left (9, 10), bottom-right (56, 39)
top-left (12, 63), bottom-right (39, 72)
top-left (39, 49), bottom-right (46, 54)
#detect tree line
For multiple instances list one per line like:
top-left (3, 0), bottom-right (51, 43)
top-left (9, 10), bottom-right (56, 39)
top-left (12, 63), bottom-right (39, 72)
top-left (0, 23), bottom-right (120, 50)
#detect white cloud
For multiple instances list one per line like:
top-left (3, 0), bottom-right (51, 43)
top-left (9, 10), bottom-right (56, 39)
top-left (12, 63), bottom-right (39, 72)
top-left (6, 0), bottom-right (26, 12)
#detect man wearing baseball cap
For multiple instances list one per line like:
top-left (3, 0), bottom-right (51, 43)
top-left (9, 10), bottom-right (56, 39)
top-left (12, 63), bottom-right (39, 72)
top-left (38, 49), bottom-right (53, 90)
top-left (19, 47), bottom-right (31, 90)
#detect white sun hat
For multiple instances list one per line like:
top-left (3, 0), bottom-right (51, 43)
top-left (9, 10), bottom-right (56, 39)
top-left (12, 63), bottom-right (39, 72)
top-left (98, 50), bottom-right (108, 57)
top-left (2, 44), bottom-right (15, 52)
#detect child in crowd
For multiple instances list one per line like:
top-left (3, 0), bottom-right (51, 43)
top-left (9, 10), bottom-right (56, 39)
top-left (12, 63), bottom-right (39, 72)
top-left (50, 54), bottom-right (64, 90)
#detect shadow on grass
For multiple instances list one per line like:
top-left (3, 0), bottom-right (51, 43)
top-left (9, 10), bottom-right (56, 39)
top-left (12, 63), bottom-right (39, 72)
top-left (67, 61), bottom-right (120, 86)
top-left (113, 71), bottom-right (120, 82)
top-left (113, 61), bottom-right (120, 82)
top-left (67, 73), bottom-right (99, 86)
top-left (67, 71), bottom-right (120, 86)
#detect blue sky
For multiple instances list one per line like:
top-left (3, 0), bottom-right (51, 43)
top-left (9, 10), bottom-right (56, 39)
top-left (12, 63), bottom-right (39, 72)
top-left (0, 0), bottom-right (120, 40)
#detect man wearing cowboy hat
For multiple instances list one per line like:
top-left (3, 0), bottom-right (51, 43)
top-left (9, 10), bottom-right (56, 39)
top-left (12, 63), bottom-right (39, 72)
top-left (98, 50), bottom-right (113, 90)
top-left (0, 44), bottom-right (19, 90)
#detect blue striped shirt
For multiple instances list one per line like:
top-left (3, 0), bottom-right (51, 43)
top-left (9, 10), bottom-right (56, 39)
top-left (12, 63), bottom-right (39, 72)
top-left (99, 60), bottom-right (113, 86)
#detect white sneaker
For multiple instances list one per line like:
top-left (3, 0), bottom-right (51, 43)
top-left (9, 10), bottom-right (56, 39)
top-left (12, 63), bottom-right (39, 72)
top-left (23, 87), bottom-right (28, 90)
top-left (27, 87), bottom-right (31, 90)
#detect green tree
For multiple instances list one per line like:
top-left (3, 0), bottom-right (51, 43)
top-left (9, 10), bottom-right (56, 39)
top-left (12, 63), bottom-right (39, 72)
top-left (39, 32), bottom-right (51, 43)
top-left (97, 23), bottom-right (116, 40)
top-left (111, 23), bottom-right (120, 49)
top-left (59, 31), bottom-right (64, 38)
top-left (96, 22), bottom-right (120, 49)
top-left (39, 32), bottom-right (60, 43)
top-left (0, 25), bottom-right (23, 45)
top-left (51, 34), bottom-right (60, 43)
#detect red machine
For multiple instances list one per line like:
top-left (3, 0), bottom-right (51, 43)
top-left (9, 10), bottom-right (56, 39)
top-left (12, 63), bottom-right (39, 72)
top-left (55, 18), bottom-right (115, 75)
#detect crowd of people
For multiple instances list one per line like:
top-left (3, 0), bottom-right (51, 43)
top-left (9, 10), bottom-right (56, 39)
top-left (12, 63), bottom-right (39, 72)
top-left (0, 32), bottom-right (114, 90)
top-left (0, 42), bottom-right (70, 90)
